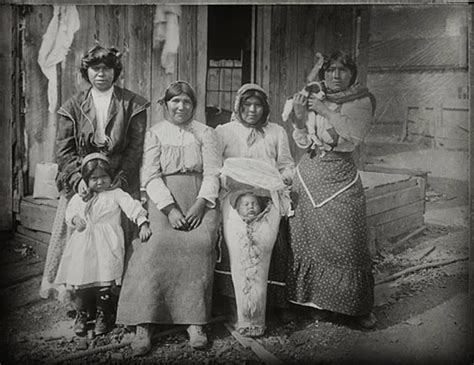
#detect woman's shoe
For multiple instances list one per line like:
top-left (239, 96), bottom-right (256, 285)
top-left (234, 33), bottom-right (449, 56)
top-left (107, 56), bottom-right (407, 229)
top-left (357, 312), bottom-right (377, 329)
top-left (131, 324), bottom-right (152, 356)
top-left (187, 325), bottom-right (208, 350)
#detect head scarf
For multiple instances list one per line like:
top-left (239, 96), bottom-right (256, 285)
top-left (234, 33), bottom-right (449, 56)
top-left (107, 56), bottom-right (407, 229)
top-left (231, 83), bottom-right (270, 147)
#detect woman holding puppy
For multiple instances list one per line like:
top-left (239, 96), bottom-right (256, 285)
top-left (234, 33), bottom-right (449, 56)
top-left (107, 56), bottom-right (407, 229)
top-left (286, 50), bottom-right (377, 329)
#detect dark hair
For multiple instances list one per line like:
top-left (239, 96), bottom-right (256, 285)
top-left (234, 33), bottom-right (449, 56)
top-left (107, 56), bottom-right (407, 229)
top-left (81, 159), bottom-right (114, 185)
top-left (161, 81), bottom-right (197, 110)
top-left (80, 45), bottom-right (123, 83)
top-left (239, 90), bottom-right (270, 123)
top-left (318, 50), bottom-right (358, 87)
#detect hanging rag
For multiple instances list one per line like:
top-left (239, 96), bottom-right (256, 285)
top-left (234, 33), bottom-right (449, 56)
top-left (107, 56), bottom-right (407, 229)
top-left (153, 5), bottom-right (181, 74)
top-left (37, 5), bottom-right (80, 113)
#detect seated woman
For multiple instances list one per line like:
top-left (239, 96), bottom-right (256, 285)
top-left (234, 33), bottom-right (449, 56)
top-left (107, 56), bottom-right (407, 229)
top-left (116, 81), bottom-right (221, 355)
top-left (218, 157), bottom-right (292, 337)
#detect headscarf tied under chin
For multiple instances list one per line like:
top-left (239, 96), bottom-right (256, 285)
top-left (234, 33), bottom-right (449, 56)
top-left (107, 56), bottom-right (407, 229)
top-left (231, 83), bottom-right (270, 147)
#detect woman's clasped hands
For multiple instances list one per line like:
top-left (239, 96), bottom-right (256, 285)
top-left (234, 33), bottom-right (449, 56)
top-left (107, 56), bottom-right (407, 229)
top-left (163, 198), bottom-right (206, 231)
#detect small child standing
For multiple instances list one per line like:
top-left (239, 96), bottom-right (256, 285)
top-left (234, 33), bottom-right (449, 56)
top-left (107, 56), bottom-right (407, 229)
top-left (54, 153), bottom-right (152, 336)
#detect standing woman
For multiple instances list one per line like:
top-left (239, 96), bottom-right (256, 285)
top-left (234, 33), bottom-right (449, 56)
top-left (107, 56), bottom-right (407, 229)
top-left (40, 44), bottom-right (149, 301)
top-left (116, 81), bottom-right (221, 354)
top-left (215, 83), bottom-right (295, 336)
top-left (286, 50), bottom-right (376, 328)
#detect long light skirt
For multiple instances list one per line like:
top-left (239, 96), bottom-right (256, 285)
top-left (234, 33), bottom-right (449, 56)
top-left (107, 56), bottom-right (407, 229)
top-left (116, 174), bottom-right (219, 325)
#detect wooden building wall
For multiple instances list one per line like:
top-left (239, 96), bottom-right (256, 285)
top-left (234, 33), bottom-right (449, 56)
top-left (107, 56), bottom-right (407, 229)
top-left (0, 6), bottom-right (15, 231)
top-left (19, 4), bottom-right (368, 194)
top-left (22, 5), bottom-right (206, 192)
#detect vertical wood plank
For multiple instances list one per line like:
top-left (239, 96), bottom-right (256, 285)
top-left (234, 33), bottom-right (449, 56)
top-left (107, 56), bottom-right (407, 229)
top-left (150, 5), bottom-right (177, 127)
top-left (95, 5), bottom-right (126, 52)
top-left (23, 5), bottom-right (54, 190)
top-left (195, 5), bottom-right (207, 124)
top-left (178, 6), bottom-right (197, 87)
top-left (178, 5), bottom-right (206, 124)
top-left (255, 6), bottom-right (271, 94)
top-left (269, 4), bottom-right (286, 126)
top-left (61, 6), bottom-right (97, 103)
top-left (123, 5), bottom-right (153, 118)
top-left (0, 5), bottom-right (14, 231)
top-left (356, 6), bottom-right (371, 86)
top-left (12, 5), bottom-right (23, 213)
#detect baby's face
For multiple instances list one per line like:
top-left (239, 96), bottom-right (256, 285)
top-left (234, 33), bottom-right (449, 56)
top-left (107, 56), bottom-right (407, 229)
top-left (237, 195), bottom-right (262, 219)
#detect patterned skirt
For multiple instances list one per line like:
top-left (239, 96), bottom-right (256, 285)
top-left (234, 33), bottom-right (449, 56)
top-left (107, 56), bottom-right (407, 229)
top-left (286, 151), bottom-right (374, 316)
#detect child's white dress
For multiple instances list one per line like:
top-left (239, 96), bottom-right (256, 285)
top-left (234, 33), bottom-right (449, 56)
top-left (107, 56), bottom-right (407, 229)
top-left (54, 188), bottom-right (147, 288)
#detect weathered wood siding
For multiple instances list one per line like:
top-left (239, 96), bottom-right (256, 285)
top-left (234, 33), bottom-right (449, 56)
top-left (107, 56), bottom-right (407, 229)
top-left (22, 5), bottom-right (206, 191)
top-left (267, 5), bottom-right (369, 161)
top-left (0, 5), bottom-right (14, 231)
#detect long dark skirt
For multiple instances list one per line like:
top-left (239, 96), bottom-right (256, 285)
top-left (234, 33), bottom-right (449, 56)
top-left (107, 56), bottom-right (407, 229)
top-left (116, 174), bottom-right (219, 325)
top-left (286, 151), bottom-right (374, 316)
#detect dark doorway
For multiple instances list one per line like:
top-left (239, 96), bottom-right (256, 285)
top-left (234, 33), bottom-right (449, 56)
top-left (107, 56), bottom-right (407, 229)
top-left (206, 5), bottom-right (252, 113)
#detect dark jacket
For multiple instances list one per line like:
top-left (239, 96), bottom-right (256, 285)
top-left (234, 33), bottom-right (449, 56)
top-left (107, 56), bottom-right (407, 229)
top-left (55, 86), bottom-right (150, 197)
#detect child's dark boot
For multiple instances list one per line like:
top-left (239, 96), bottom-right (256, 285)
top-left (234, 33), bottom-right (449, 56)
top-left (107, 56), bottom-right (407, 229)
top-left (73, 289), bottom-right (90, 336)
top-left (95, 287), bottom-right (114, 335)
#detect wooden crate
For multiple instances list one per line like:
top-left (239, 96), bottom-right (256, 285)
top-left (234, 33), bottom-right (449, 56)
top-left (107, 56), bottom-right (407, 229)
top-left (361, 166), bottom-right (427, 255)
top-left (18, 196), bottom-right (58, 234)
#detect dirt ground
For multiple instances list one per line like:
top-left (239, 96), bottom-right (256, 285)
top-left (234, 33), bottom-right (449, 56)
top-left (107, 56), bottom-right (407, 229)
top-left (0, 143), bottom-right (471, 365)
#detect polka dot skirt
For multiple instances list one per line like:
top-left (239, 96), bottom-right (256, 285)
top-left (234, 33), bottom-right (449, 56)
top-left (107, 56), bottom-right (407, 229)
top-left (286, 151), bottom-right (374, 316)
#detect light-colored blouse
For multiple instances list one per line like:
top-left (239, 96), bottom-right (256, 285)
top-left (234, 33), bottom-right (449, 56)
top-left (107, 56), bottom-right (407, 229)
top-left (141, 120), bottom-right (221, 209)
top-left (91, 87), bottom-right (114, 144)
top-left (216, 121), bottom-right (295, 182)
top-left (292, 96), bottom-right (373, 152)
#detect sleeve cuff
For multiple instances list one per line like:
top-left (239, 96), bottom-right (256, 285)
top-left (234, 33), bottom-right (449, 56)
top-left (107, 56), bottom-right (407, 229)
top-left (198, 195), bottom-right (216, 209)
top-left (137, 216), bottom-right (149, 227)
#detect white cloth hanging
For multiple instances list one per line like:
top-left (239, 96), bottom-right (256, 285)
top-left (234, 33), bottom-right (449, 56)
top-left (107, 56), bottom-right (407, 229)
top-left (153, 5), bottom-right (181, 74)
top-left (37, 5), bottom-right (80, 113)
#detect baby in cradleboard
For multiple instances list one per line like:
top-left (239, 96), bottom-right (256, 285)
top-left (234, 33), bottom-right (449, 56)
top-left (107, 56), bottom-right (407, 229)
top-left (226, 188), bottom-right (278, 337)
top-left (54, 153), bottom-right (152, 337)
top-left (235, 191), bottom-right (265, 223)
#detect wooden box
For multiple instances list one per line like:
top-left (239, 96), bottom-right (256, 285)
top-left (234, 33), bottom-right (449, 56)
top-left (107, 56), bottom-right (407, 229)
top-left (17, 196), bottom-right (58, 234)
top-left (361, 166), bottom-right (427, 255)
